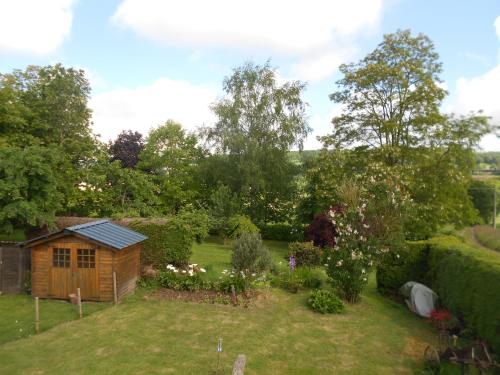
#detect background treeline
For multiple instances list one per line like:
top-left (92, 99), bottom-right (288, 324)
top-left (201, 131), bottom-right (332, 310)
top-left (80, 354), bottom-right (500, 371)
top-left (0, 30), bottom-right (497, 243)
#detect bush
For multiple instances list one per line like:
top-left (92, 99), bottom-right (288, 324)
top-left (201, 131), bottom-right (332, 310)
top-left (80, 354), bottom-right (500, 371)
top-left (129, 217), bottom-right (193, 268)
top-left (308, 289), bottom-right (344, 314)
top-left (176, 209), bottom-right (210, 243)
top-left (225, 215), bottom-right (259, 239)
top-left (271, 267), bottom-right (324, 292)
top-left (376, 242), bottom-right (428, 295)
top-left (288, 242), bottom-right (322, 267)
top-left (259, 223), bottom-right (305, 242)
top-left (305, 212), bottom-right (337, 248)
top-left (231, 232), bottom-right (272, 275)
top-left (377, 235), bottom-right (500, 354)
top-left (473, 225), bottom-right (500, 252)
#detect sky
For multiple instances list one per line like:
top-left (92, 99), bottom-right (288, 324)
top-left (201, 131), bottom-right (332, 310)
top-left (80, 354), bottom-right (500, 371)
top-left (0, 0), bottom-right (499, 150)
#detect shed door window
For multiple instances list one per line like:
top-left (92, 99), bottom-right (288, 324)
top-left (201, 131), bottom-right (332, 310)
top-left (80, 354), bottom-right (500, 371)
top-left (77, 249), bottom-right (96, 268)
top-left (53, 248), bottom-right (70, 268)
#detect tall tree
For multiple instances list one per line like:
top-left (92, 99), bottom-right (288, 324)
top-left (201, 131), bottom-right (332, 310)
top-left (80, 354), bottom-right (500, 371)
top-left (139, 120), bottom-right (203, 213)
top-left (314, 30), bottom-right (492, 239)
top-left (109, 130), bottom-right (144, 168)
top-left (0, 64), bottom-right (95, 164)
top-left (205, 61), bottom-right (310, 222)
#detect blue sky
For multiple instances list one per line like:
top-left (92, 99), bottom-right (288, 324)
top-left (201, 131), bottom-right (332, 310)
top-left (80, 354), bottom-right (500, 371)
top-left (1, 0), bottom-right (499, 150)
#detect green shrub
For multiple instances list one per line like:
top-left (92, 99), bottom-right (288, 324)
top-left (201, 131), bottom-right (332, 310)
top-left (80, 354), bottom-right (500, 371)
top-left (473, 225), bottom-right (500, 252)
top-left (271, 267), bottom-right (324, 292)
top-left (376, 242), bottom-right (428, 295)
top-left (225, 215), bottom-right (259, 239)
top-left (129, 217), bottom-right (193, 268)
top-left (308, 289), bottom-right (344, 314)
top-left (176, 209), bottom-right (210, 243)
top-left (377, 235), bottom-right (500, 354)
top-left (231, 232), bottom-right (272, 276)
top-left (288, 242), bottom-right (322, 267)
top-left (259, 223), bottom-right (305, 242)
top-left (215, 273), bottom-right (247, 293)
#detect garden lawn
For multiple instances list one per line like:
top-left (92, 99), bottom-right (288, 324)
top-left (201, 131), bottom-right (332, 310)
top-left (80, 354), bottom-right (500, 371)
top-left (191, 235), bottom-right (289, 279)
top-left (0, 295), bottom-right (110, 345)
top-left (0, 238), bottom-right (436, 374)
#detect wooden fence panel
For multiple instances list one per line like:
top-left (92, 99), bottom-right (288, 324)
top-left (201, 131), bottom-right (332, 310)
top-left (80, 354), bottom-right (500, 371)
top-left (0, 243), bottom-right (29, 294)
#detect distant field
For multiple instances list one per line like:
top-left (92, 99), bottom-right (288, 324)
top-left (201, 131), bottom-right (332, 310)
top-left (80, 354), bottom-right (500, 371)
top-left (473, 225), bottom-right (500, 252)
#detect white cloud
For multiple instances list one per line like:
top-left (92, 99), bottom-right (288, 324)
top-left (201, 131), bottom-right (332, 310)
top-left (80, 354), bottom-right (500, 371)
top-left (450, 65), bottom-right (500, 151)
top-left (0, 0), bottom-right (75, 54)
top-left (291, 48), bottom-right (356, 82)
top-left (89, 78), bottom-right (217, 141)
top-left (112, 0), bottom-right (384, 81)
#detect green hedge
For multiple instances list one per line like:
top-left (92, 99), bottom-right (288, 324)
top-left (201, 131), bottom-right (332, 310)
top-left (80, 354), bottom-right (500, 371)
top-left (377, 236), bottom-right (500, 353)
top-left (129, 217), bottom-right (194, 268)
top-left (259, 223), bottom-right (305, 242)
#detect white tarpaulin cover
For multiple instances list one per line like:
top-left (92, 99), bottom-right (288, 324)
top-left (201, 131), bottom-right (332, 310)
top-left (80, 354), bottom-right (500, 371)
top-left (400, 281), bottom-right (438, 318)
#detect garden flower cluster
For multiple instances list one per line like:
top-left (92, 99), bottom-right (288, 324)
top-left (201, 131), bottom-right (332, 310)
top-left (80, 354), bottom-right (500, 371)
top-left (166, 263), bottom-right (206, 276)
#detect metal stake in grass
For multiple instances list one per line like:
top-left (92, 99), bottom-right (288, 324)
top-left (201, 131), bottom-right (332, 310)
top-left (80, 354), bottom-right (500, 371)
top-left (216, 337), bottom-right (223, 373)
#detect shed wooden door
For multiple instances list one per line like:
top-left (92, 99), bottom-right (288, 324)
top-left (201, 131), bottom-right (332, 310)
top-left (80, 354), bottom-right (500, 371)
top-left (49, 246), bottom-right (72, 298)
top-left (48, 244), bottom-right (99, 299)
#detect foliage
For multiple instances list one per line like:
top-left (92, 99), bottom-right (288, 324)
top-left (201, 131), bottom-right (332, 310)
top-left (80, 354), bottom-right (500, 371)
top-left (0, 146), bottom-right (67, 232)
top-left (73, 150), bottom-right (161, 217)
top-left (314, 30), bottom-right (491, 240)
top-left (225, 214), bottom-right (259, 239)
top-left (259, 222), bottom-right (305, 242)
top-left (377, 235), bottom-right (500, 353)
top-left (287, 242), bottom-right (323, 267)
top-left (376, 242), bottom-right (429, 295)
top-left (205, 61), bottom-right (310, 222)
top-left (207, 183), bottom-right (241, 234)
top-left (473, 225), bottom-right (500, 252)
top-left (231, 232), bottom-right (272, 276)
top-left (305, 212), bottom-right (337, 248)
top-left (324, 204), bottom-right (377, 303)
top-left (271, 267), bottom-right (324, 292)
top-left (175, 209), bottom-right (210, 244)
top-left (139, 120), bottom-right (203, 213)
top-left (129, 218), bottom-right (194, 268)
top-left (0, 64), bottom-right (95, 164)
top-left (109, 130), bottom-right (144, 168)
top-left (308, 289), bottom-right (344, 314)
top-left (468, 180), bottom-right (499, 224)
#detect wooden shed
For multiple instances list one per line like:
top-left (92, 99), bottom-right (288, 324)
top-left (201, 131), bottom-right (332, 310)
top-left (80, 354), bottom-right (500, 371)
top-left (24, 220), bottom-right (147, 302)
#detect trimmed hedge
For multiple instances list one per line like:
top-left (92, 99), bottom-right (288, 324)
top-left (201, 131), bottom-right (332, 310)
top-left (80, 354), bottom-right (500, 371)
top-left (377, 236), bottom-right (500, 353)
top-left (129, 217), bottom-right (194, 268)
top-left (259, 223), bottom-right (305, 242)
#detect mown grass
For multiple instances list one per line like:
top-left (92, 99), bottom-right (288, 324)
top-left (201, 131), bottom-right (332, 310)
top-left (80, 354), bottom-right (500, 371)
top-left (0, 295), bottom-right (110, 345)
top-left (0, 237), bottom-right (439, 374)
top-left (473, 225), bottom-right (500, 252)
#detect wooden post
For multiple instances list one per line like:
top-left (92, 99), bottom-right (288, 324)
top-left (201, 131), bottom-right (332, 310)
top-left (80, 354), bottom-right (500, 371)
top-left (493, 188), bottom-right (497, 230)
top-left (113, 271), bottom-right (118, 305)
top-left (35, 297), bottom-right (40, 334)
top-left (77, 288), bottom-right (83, 319)
top-left (232, 354), bottom-right (246, 375)
top-left (231, 284), bottom-right (237, 306)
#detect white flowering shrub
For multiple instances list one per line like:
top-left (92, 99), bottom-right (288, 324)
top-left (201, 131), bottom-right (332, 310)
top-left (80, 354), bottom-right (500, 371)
top-left (324, 204), bottom-right (376, 303)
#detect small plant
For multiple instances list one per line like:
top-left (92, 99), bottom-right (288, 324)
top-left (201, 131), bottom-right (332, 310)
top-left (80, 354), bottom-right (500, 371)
top-left (271, 267), bottom-right (323, 292)
top-left (231, 232), bottom-right (272, 277)
top-left (308, 289), bottom-right (344, 314)
top-left (288, 242), bottom-right (322, 267)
